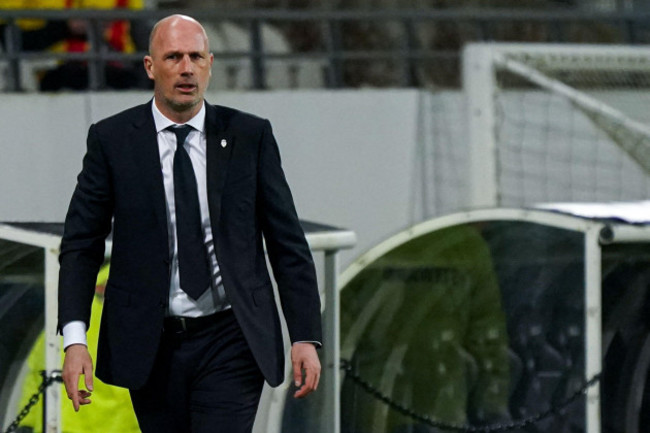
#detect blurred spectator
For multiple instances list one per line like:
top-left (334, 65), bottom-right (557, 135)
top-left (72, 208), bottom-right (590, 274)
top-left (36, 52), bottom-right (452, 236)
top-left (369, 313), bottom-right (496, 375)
top-left (39, 0), bottom-right (145, 91)
top-left (1, 0), bottom-right (146, 91)
top-left (0, 0), bottom-right (68, 52)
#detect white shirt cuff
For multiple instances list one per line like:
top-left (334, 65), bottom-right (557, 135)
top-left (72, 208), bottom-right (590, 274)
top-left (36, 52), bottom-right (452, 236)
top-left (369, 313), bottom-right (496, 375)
top-left (293, 340), bottom-right (322, 348)
top-left (62, 321), bottom-right (88, 350)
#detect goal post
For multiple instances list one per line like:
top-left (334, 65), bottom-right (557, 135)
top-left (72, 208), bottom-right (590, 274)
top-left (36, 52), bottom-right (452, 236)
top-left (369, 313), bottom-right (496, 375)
top-left (463, 43), bottom-right (650, 209)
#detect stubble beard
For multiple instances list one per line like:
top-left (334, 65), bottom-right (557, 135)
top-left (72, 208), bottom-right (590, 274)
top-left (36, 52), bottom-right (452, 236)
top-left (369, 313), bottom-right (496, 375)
top-left (165, 95), bottom-right (201, 113)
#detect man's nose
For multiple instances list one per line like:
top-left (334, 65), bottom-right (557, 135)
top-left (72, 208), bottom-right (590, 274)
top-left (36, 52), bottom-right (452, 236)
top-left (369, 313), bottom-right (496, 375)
top-left (180, 55), bottom-right (193, 74)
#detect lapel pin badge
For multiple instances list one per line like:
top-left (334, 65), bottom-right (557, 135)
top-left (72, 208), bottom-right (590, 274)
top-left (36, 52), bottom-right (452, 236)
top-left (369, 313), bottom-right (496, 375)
top-left (221, 139), bottom-right (227, 148)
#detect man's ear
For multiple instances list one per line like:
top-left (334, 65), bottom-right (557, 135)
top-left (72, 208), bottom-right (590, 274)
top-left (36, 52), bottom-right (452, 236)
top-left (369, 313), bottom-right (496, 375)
top-left (143, 56), bottom-right (155, 80)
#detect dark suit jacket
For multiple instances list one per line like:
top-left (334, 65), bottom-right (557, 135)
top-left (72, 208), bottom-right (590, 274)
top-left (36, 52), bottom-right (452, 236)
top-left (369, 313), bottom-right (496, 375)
top-left (58, 101), bottom-right (322, 390)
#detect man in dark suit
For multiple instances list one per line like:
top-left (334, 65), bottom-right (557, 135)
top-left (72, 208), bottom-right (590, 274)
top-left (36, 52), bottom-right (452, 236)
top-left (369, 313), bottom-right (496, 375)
top-left (58, 14), bottom-right (321, 433)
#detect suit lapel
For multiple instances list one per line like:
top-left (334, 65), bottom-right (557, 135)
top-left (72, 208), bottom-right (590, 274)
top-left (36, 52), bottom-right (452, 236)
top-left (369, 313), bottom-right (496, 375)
top-left (131, 103), bottom-right (169, 244)
top-left (205, 103), bottom-right (234, 230)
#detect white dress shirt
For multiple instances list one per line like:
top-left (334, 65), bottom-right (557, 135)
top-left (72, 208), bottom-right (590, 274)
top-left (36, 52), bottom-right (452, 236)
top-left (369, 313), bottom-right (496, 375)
top-left (63, 100), bottom-right (229, 349)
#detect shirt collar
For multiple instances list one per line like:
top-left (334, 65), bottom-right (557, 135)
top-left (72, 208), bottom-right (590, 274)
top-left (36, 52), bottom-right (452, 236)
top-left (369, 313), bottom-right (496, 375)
top-left (151, 98), bottom-right (206, 134)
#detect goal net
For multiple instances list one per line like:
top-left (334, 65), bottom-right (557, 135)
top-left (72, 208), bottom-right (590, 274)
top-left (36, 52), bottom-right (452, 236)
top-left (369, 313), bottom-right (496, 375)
top-left (463, 43), bottom-right (650, 209)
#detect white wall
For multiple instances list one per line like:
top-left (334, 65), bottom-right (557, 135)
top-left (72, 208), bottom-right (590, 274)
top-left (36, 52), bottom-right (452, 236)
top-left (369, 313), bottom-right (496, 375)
top-left (0, 89), bottom-right (426, 268)
top-left (4, 88), bottom-right (650, 268)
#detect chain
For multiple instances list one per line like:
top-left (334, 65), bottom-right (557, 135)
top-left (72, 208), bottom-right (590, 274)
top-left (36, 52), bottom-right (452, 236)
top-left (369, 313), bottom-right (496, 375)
top-left (340, 359), bottom-right (601, 433)
top-left (3, 370), bottom-right (63, 433)
top-left (3, 363), bottom-right (600, 433)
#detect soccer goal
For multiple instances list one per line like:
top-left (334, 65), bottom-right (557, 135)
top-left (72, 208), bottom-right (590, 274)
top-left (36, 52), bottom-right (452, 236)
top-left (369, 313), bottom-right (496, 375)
top-left (463, 43), bottom-right (650, 209)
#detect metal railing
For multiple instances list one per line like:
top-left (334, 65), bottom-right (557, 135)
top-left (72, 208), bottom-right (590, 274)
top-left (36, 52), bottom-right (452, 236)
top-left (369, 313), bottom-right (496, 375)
top-left (2, 8), bottom-right (650, 91)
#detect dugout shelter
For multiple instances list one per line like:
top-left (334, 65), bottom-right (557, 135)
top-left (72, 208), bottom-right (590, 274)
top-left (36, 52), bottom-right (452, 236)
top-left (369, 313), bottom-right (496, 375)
top-left (326, 203), bottom-right (650, 433)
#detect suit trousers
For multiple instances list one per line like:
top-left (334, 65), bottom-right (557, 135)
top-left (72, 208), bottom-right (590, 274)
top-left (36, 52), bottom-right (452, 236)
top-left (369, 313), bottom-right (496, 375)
top-left (129, 309), bottom-right (265, 433)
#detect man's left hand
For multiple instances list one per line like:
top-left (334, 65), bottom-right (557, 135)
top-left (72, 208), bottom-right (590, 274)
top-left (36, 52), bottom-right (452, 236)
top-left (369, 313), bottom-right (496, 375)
top-left (291, 342), bottom-right (321, 398)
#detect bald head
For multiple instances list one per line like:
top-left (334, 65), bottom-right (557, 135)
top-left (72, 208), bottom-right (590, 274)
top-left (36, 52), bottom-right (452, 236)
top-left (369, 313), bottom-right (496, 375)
top-left (143, 14), bottom-right (214, 123)
top-left (148, 14), bottom-right (210, 57)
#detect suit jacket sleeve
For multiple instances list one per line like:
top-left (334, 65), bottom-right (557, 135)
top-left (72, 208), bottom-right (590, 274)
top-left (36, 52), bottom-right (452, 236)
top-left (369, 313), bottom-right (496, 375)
top-left (58, 123), bottom-right (114, 332)
top-left (257, 120), bottom-right (322, 344)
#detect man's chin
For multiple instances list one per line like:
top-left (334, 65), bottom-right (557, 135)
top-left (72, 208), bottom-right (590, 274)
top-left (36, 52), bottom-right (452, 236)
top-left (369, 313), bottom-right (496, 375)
top-left (167, 97), bottom-right (201, 113)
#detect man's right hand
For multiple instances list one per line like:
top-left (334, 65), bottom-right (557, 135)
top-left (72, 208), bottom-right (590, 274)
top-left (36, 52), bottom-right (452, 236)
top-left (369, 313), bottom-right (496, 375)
top-left (62, 344), bottom-right (94, 411)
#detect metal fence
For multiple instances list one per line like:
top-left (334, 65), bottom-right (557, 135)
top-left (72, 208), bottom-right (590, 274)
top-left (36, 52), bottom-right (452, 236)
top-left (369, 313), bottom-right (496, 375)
top-left (3, 8), bottom-right (650, 91)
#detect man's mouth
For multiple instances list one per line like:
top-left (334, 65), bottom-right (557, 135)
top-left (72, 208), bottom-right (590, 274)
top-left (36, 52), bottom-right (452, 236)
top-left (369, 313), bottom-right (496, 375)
top-left (176, 83), bottom-right (197, 92)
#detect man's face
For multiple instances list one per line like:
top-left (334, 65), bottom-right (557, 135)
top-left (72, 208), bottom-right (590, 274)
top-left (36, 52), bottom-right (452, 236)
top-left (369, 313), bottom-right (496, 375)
top-left (144, 17), bottom-right (214, 120)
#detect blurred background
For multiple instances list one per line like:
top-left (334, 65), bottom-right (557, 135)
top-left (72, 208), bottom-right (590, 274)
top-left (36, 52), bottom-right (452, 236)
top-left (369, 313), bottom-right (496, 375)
top-left (1, 1), bottom-right (650, 433)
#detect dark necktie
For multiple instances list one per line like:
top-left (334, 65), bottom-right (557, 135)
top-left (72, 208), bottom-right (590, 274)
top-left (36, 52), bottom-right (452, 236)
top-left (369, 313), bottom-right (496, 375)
top-left (169, 125), bottom-right (211, 300)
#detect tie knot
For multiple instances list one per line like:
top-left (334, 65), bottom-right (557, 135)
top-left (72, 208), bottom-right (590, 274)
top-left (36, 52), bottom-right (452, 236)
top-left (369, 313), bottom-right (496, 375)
top-left (168, 125), bottom-right (193, 148)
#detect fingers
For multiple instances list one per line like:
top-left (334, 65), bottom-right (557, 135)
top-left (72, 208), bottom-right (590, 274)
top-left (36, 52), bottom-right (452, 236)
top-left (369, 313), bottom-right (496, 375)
top-left (84, 361), bottom-right (94, 393)
top-left (291, 343), bottom-right (321, 399)
top-left (64, 370), bottom-right (81, 411)
top-left (294, 363), bottom-right (320, 398)
top-left (63, 359), bottom-right (81, 411)
top-left (73, 389), bottom-right (93, 408)
top-left (62, 344), bottom-right (94, 412)
top-left (292, 359), bottom-right (303, 388)
top-left (78, 389), bottom-right (93, 406)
